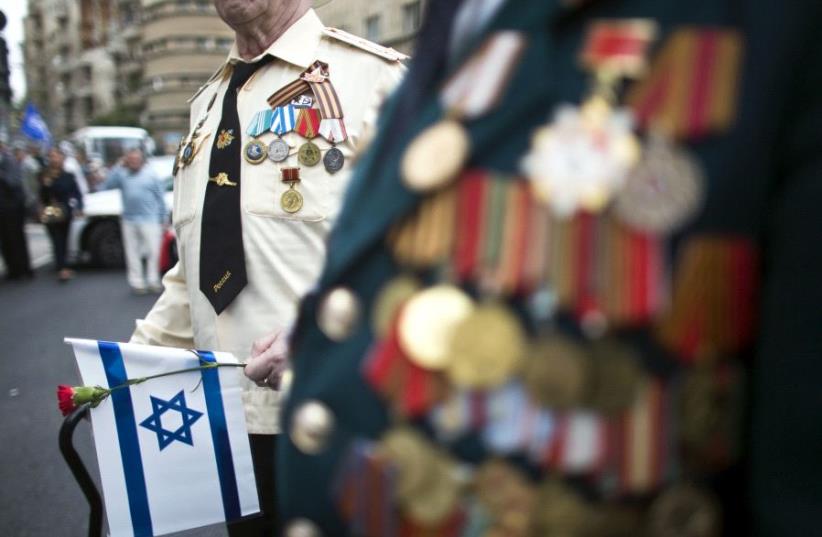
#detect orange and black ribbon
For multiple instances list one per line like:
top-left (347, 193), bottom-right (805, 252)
top-left (267, 60), bottom-right (345, 119)
top-left (627, 28), bottom-right (743, 139)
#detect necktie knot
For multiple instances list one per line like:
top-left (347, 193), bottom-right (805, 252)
top-left (229, 55), bottom-right (274, 91)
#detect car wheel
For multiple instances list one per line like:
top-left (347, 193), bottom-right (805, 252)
top-left (87, 220), bottom-right (125, 268)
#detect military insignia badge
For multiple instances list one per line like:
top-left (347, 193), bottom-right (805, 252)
top-left (216, 129), bottom-right (235, 149)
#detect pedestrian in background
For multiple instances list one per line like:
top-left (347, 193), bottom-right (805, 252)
top-left (101, 149), bottom-right (166, 294)
top-left (12, 142), bottom-right (42, 219)
top-left (0, 141), bottom-right (33, 280)
top-left (40, 146), bottom-right (82, 282)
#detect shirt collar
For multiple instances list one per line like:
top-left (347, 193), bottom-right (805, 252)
top-left (226, 9), bottom-right (325, 69)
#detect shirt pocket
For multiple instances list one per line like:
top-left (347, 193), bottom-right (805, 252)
top-left (242, 132), bottom-right (330, 222)
top-left (171, 133), bottom-right (210, 229)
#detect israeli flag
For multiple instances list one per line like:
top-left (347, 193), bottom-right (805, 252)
top-left (66, 339), bottom-right (259, 537)
top-left (20, 103), bottom-right (51, 142)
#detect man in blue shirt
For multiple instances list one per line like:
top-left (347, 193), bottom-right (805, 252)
top-left (102, 149), bottom-right (166, 294)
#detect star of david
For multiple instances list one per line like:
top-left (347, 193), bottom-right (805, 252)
top-left (139, 390), bottom-right (204, 451)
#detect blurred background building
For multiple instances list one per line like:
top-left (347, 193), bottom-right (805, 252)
top-left (20, 0), bottom-right (423, 149)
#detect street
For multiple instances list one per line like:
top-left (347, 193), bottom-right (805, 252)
top-left (0, 265), bottom-right (227, 536)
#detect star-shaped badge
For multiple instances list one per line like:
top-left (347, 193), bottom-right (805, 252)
top-left (139, 390), bottom-right (204, 451)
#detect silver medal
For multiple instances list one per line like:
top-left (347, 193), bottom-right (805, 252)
top-left (614, 133), bottom-right (705, 235)
top-left (267, 138), bottom-right (290, 162)
top-left (323, 146), bottom-right (345, 174)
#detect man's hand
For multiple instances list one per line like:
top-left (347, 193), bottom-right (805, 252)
top-left (244, 331), bottom-right (289, 390)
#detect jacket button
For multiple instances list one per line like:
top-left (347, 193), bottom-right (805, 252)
top-left (290, 400), bottom-right (335, 455)
top-left (317, 287), bottom-right (361, 342)
top-left (284, 518), bottom-right (322, 537)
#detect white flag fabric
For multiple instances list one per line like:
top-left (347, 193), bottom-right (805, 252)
top-left (66, 339), bottom-right (259, 537)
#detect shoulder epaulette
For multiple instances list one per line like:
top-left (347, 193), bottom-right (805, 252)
top-left (322, 27), bottom-right (410, 62)
top-left (187, 63), bottom-right (231, 104)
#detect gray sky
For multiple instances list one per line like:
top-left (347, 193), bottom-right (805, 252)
top-left (3, 2), bottom-right (28, 103)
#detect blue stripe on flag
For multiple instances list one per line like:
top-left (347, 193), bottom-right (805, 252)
top-left (98, 341), bottom-right (154, 537)
top-left (198, 351), bottom-right (242, 520)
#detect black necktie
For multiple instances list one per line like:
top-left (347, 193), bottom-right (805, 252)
top-left (200, 57), bottom-right (272, 314)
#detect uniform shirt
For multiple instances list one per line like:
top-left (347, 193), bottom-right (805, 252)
top-left (130, 9), bottom-right (406, 434)
top-left (102, 165), bottom-right (166, 224)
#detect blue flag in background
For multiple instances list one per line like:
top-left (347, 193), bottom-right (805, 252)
top-left (20, 103), bottom-right (51, 142)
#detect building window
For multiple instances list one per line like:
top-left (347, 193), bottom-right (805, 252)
top-left (365, 15), bottom-right (381, 42)
top-left (402, 1), bottom-right (422, 34)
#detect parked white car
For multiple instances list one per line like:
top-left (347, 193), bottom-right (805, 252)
top-left (67, 155), bottom-right (175, 267)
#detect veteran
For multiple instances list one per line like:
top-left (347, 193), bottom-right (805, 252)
top-left (278, 0), bottom-right (822, 536)
top-left (130, 0), bottom-right (406, 534)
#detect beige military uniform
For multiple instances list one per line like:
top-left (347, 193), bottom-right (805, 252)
top-left (131, 9), bottom-right (407, 434)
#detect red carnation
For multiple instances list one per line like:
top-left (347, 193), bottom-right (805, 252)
top-left (57, 385), bottom-right (77, 416)
top-left (56, 385), bottom-right (111, 416)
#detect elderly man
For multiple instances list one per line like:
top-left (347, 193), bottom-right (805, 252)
top-left (131, 0), bottom-right (406, 534)
top-left (102, 149), bottom-right (167, 294)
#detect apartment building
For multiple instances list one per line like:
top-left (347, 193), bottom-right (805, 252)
top-left (315, 0), bottom-right (426, 54)
top-left (140, 0), bottom-right (232, 151)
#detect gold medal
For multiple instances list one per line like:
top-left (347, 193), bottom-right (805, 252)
top-left (397, 285), bottom-right (475, 370)
top-left (586, 338), bottom-right (643, 415)
top-left (403, 451), bottom-right (461, 526)
top-left (372, 275), bottom-right (422, 338)
top-left (522, 335), bottom-right (591, 410)
top-left (280, 167), bottom-right (303, 213)
top-left (401, 119), bottom-right (470, 193)
top-left (647, 484), bottom-right (721, 537)
top-left (474, 459), bottom-right (536, 533)
top-left (532, 479), bottom-right (593, 535)
top-left (281, 187), bottom-right (303, 213)
top-left (445, 303), bottom-right (526, 389)
top-left (298, 141), bottom-right (321, 166)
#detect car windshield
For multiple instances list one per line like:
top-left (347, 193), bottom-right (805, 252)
top-left (89, 137), bottom-right (146, 167)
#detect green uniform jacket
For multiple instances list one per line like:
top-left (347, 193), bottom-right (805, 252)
top-left (279, 1), bottom-right (822, 535)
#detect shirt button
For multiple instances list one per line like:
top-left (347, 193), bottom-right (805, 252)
top-left (317, 287), bottom-right (361, 342)
top-left (290, 400), bottom-right (335, 455)
top-left (284, 518), bottom-right (322, 537)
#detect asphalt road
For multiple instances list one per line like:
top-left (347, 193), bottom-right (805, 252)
top-left (0, 267), bottom-right (227, 537)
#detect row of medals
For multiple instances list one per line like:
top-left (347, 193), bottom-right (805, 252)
top-left (173, 96), bottom-right (345, 215)
top-left (297, 47), bottom-right (722, 534)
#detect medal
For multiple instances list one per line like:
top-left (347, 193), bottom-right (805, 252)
top-left (445, 302), bottom-right (526, 389)
top-left (647, 484), bottom-right (721, 537)
top-left (267, 138), bottom-right (290, 162)
top-left (614, 131), bottom-right (705, 234)
top-left (521, 20), bottom-right (657, 217)
top-left (298, 141), bottom-right (321, 166)
top-left (280, 167), bottom-right (303, 213)
top-left (522, 99), bottom-right (641, 217)
top-left (372, 275), bottom-right (422, 338)
top-left (243, 139), bottom-right (267, 164)
top-left (401, 119), bottom-right (470, 193)
top-left (323, 146), bottom-right (345, 173)
top-left (532, 480), bottom-right (592, 535)
top-left (522, 336), bottom-right (591, 410)
top-left (585, 338), bottom-right (643, 415)
top-left (401, 33), bottom-right (527, 193)
top-left (180, 139), bottom-right (197, 166)
top-left (397, 285), bottom-right (475, 371)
